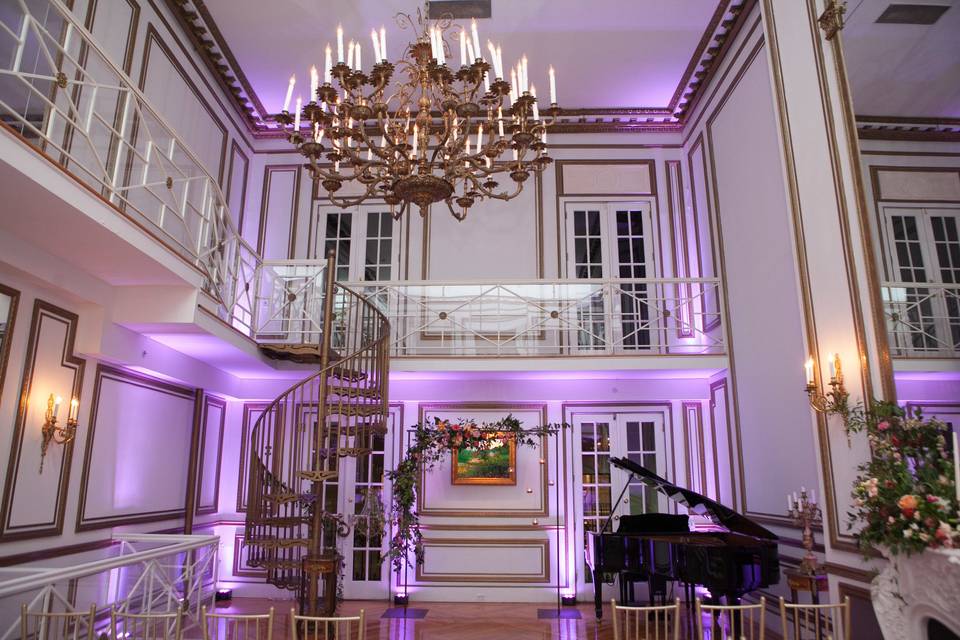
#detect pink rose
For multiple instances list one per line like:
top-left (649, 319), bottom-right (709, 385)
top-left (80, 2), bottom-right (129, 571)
top-left (878, 421), bottom-right (890, 431)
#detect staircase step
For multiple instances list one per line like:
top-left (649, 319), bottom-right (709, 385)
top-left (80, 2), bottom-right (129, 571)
top-left (250, 516), bottom-right (306, 527)
top-left (324, 404), bottom-right (384, 418)
top-left (261, 559), bottom-right (300, 570)
top-left (327, 384), bottom-right (382, 399)
top-left (251, 537), bottom-right (311, 549)
top-left (297, 469), bottom-right (338, 482)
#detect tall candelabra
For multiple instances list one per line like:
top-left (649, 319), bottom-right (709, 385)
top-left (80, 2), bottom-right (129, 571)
top-left (788, 487), bottom-right (822, 575)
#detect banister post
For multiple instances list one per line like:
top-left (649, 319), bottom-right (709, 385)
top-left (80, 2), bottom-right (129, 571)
top-left (304, 250), bottom-right (338, 616)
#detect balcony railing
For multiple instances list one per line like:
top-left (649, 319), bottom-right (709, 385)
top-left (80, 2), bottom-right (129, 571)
top-left (0, 533), bottom-right (218, 639)
top-left (0, 0), bottom-right (264, 331)
top-left (343, 278), bottom-right (726, 357)
top-left (882, 282), bottom-right (960, 359)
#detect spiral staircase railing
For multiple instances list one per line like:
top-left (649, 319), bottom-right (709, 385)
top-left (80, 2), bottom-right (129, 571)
top-left (243, 253), bottom-right (391, 615)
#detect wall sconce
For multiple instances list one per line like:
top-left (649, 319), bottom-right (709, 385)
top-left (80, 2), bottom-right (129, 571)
top-left (804, 354), bottom-right (852, 436)
top-left (40, 393), bottom-right (79, 472)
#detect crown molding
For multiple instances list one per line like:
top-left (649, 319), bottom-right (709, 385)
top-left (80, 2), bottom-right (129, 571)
top-left (162, 0), bottom-right (752, 136)
top-left (856, 115), bottom-right (960, 142)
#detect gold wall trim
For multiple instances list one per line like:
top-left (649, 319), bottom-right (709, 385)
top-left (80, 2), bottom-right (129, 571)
top-left (415, 538), bottom-right (550, 583)
top-left (415, 402), bottom-right (550, 518)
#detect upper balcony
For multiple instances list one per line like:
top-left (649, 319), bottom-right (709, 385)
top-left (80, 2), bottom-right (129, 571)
top-left (0, 0), bottom-right (956, 375)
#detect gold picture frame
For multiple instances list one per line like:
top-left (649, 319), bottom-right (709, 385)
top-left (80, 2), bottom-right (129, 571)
top-left (451, 435), bottom-right (517, 485)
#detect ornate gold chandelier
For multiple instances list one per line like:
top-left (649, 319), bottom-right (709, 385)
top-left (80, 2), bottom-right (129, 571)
top-left (276, 4), bottom-right (560, 221)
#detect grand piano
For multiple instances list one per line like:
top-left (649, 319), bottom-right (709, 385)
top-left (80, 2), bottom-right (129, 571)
top-left (586, 456), bottom-right (780, 619)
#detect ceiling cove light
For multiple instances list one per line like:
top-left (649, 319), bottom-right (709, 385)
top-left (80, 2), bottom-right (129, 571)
top-left (275, 1), bottom-right (561, 222)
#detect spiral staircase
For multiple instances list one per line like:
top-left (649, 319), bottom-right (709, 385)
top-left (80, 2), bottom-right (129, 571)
top-left (243, 256), bottom-right (391, 615)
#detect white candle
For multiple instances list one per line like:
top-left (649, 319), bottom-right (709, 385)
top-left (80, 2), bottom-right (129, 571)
top-left (471, 19), bottom-right (481, 62)
top-left (466, 36), bottom-right (476, 65)
top-left (324, 45), bottom-right (332, 84)
top-left (541, 129), bottom-right (547, 144)
top-left (811, 489), bottom-right (816, 505)
top-left (356, 42), bottom-right (362, 70)
top-left (459, 29), bottom-right (467, 67)
top-left (793, 491), bottom-right (798, 506)
top-left (379, 27), bottom-right (387, 63)
top-left (531, 84), bottom-right (539, 120)
top-left (496, 45), bottom-right (503, 79)
top-left (521, 55), bottom-right (529, 93)
top-left (787, 494), bottom-right (792, 512)
top-left (510, 68), bottom-right (518, 103)
top-left (487, 41), bottom-right (498, 76)
top-left (412, 123), bottom-right (418, 156)
top-left (429, 27), bottom-right (437, 60)
top-left (804, 358), bottom-right (815, 385)
top-left (282, 74), bottom-right (296, 112)
top-left (334, 160), bottom-right (340, 173)
top-left (53, 395), bottom-right (62, 418)
top-left (69, 398), bottom-right (79, 421)
top-left (371, 29), bottom-right (381, 63)
top-left (512, 148), bottom-right (518, 161)
top-left (476, 122), bottom-right (483, 151)
top-left (337, 25), bottom-right (344, 63)
top-left (436, 30), bottom-right (445, 65)
top-left (310, 65), bottom-right (318, 101)
top-left (347, 40), bottom-right (355, 70)
top-left (953, 432), bottom-right (960, 505)
top-left (497, 106), bottom-right (504, 137)
top-left (549, 66), bottom-right (557, 104)
top-left (828, 354), bottom-right (836, 380)
top-left (293, 96), bottom-right (301, 130)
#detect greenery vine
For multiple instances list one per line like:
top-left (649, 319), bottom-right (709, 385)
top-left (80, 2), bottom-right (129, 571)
top-left (384, 415), bottom-right (563, 572)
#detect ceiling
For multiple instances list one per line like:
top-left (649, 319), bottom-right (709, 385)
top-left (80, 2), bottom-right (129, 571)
top-left (199, 0), bottom-right (726, 115)
top-left (843, 0), bottom-right (960, 118)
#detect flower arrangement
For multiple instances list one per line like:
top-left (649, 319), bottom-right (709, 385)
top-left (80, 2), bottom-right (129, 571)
top-left (843, 401), bottom-right (959, 555)
top-left (384, 415), bottom-right (562, 572)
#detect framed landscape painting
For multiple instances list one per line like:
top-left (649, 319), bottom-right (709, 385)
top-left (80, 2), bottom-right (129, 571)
top-left (451, 435), bottom-right (516, 485)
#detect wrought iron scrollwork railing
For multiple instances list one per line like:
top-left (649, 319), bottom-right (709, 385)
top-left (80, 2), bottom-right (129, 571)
top-left (345, 277), bottom-right (726, 357)
top-left (0, 0), bottom-right (256, 331)
top-left (244, 256), bottom-right (390, 614)
top-left (882, 282), bottom-right (960, 358)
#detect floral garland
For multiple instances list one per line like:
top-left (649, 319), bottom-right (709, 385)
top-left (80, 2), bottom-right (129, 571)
top-left (384, 415), bottom-right (561, 572)
top-left (838, 401), bottom-right (959, 555)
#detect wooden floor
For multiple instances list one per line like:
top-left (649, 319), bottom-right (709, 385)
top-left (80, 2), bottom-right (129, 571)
top-left (210, 597), bottom-right (620, 639)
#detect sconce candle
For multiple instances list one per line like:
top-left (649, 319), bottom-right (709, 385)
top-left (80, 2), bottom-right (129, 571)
top-left (39, 392), bottom-right (79, 472)
top-left (804, 358), bottom-right (814, 386)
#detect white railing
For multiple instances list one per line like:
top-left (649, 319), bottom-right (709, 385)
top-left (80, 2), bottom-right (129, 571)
top-left (0, 533), bottom-right (218, 639)
top-left (882, 282), bottom-right (960, 358)
top-left (252, 259), bottom-right (329, 343)
top-left (345, 277), bottom-right (726, 357)
top-left (0, 0), bottom-right (259, 330)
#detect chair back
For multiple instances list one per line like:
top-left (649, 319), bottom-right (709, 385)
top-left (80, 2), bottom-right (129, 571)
top-left (695, 597), bottom-right (766, 640)
top-left (290, 609), bottom-right (366, 640)
top-left (779, 597), bottom-right (851, 640)
top-left (19, 605), bottom-right (96, 640)
top-left (200, 606), bottom-right (275, 640)
top-left (110, 607), bottom-right (183, 640)
top-left (611, 598), bottom-right (680, 640)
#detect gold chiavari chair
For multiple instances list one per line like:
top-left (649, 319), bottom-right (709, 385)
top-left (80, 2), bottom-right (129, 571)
top-left (110, 607), bottom-right (184, 640)
top-left (695, 597), bottom-right (766, 640)
top-left (289, 609), bottom-right (366, 640)
top-left (611, 598), bottom-right (681, 640)
top-left (778, 597), bottom-right (851, 640)
top-left (200, 606), bottom-right (275, 640)
top-left (20, 604), bottom-right (96, 640)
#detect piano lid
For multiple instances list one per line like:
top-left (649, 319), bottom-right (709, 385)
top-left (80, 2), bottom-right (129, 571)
top-left (610, 456), bottom-right (778, 541)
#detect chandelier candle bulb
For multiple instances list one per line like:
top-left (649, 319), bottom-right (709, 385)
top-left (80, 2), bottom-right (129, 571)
top-left (549, 66), bottom-right (557, 104)
top-left (476, 122), bottom-right (483, 151)
top-left (531, 84), bottom-right (539, 120)
top-left (310, 65), bottom-right (318, 101)
top-left (496, 44), bottom-right (503, 78)
top-left (429, 27), bottom-right (437, 60)
top-left (347, 40), bottom-right (355, 70)
top-left (412, 123), bottom-right (418, 156)
top-left (487, 41), bottom-right (498, 75)
top-left (459, 29), bottom-right (467, 67)
top-left (371, 29), bottom-right (381, 62)
top-left (497, 107), bottom-right (504, 137)
top-left (337, 25), bottom-right (344, 63)
top-left (293, 96), bottom-right (301, 130)
top-left (324, 46), bottom-right (332, 83)
top-left (355, 42), bottom-right (361, 70)
top-left (282, 74), bottom-right (295, 112)
top-left (380, 27), bottom-right (387, 62)
top-left (522, 55), bottom-right (529, 92)
top-left (471, 18), bottom-right (481, 61)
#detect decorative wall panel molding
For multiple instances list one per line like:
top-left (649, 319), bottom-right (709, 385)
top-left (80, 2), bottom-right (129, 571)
top-left (0, 283), bottom-right (21, 417)
top-left (236, 402), bottom-right (270, 512)
top-left (416, 538), bottom-right (550, 583)
top-left (0, 300), bottom-right (84, 542)
top-left (76, 364), bottom-right (196, 531)
top-left (195, 394), bottom-right (225, 515)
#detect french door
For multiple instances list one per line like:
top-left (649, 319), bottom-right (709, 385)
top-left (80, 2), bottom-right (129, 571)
top-left (563, 202), bottom-right (661, 352)
top-left (572, 411), bottom-right (668, 598)
top-left (312, 204), bottom-right (399, 282)
top-left (881, 207), bottom-right (960, 355)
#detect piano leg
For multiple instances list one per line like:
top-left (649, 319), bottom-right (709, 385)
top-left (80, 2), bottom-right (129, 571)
top-left (593, 568), bottom-right (604, 619)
